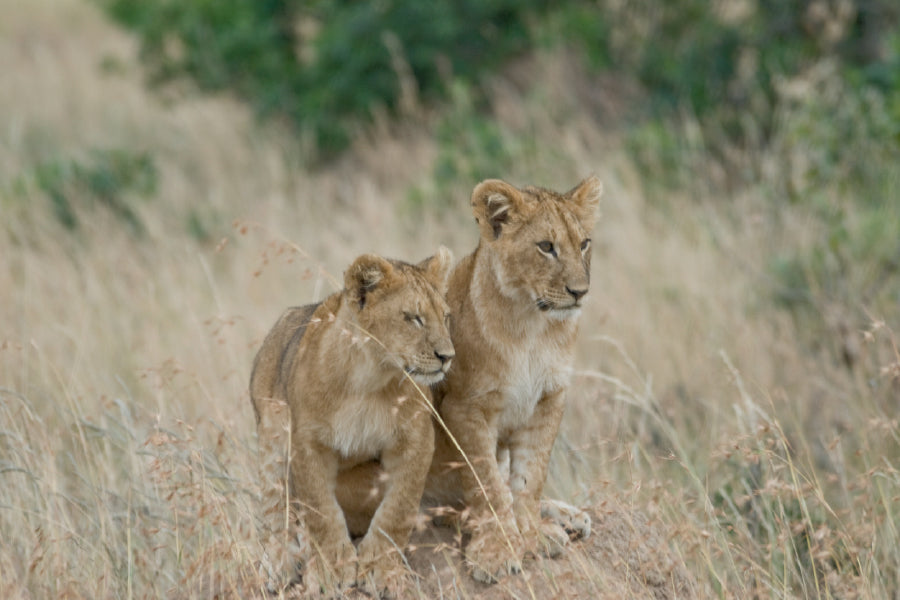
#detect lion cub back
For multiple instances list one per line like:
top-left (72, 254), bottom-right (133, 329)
top-left (249, 302), bottom-right (320, 423)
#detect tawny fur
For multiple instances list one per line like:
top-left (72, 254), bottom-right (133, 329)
top-left (249, 248), bottom-right (454, 597)
top-left (426, 176), bottom-right (602, 583)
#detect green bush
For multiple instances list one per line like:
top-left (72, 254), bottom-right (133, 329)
top-left (98, 0), bottom-right (900, 326)
top-left (100, 0), bottom-right (899, 158)
top-left (575, 0), bottom-right (899, 185)
top-left (101, 0), bottom-right (554, 155)
top-left (25, 149), bottom-right (157, 233)
top-left (405, 82), bottom-right (528, 210)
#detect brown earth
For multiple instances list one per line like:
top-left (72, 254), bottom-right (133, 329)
top-left (192, 496), bottom-right (696, 599)
top-left (401, 498), bottom-right (696, 600)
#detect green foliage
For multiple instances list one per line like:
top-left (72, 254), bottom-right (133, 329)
top-left (705, 419), bottom-right (867, 597)
top-left (101, 0), bottom-right (553, 155)
top-left (573, 0), bottom-right (900, 341)
top-left (24, 149), bottom-right (157, 233)
top-left (534, 4), bottom-right (611, 70)
top-left (185, 207), bottom-right (224, 243)
top-left (624, 120), bottom-right (702, 197)
top-left (633, 4), bottom-right (744, 116)
top-left (406, 82), bottom-right (550, 210)
top-left (96, 0), bottom-right (900, 343)
top-left (577, 0), bottom-right (899, 187)
top-left (431, 85), bottom-right (518, 196)
top-left (104, 0), bottom-right (299, 106)
top-left (99, 0), bottom-right (900, 159)
top-left (767, 61), bottom-right (900, 322)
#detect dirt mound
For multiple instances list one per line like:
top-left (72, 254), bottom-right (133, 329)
top-left (398, 498), bottom-right (695, 600)
top-left (192, 497), bottom-right (695, 598)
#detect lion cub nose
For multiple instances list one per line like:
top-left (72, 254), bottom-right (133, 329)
top-left (566, 286), bottom-right (588, 302)
top-left (435, 350), bottom-right (455, 366)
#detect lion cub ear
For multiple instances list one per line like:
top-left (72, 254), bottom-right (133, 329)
top-left (417, 245), bottom-right (454, 295)
top-left (471, 179), bottom-right (525, 241)
top-left (345, 254), bottom-right (393, 310)
top-left (568, 175), bottom-right (603, 227)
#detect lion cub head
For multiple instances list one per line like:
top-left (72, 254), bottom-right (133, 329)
top-left (471, 176), bottom-right (603, 319)
top-left (343, 247), bottom-right (455, 385)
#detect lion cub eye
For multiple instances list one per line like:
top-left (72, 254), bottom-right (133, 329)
top-left (536, 241), bottom-right (556, 256)
top-left (581, 238), bottom-right (591, 252)
top-left (404, 312), bottom-right (424, 328)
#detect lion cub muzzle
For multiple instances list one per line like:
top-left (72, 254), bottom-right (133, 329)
top-left (406, 345), bottom-right (454, 385)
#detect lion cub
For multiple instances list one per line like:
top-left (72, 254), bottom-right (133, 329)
top-left (426, 177), bottom-right (601, 583)
top-left (250, 249), bottom-right (454, 597)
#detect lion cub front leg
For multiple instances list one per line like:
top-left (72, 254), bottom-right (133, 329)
top-left (443, 397), bottom-right (525, 583)
top-left (356, 411), bottom-right (434, 598)
top-left (507, 389), bottom-right (573, 558)
top-left (291, 439), bottom-right (357, 596)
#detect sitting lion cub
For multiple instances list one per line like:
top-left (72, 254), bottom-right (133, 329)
top-left (426, 177), bottom-right (602, 583)
top-left (250, 249), bottom-right (454, 597)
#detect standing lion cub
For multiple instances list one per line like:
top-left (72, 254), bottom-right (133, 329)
top-left (249, 249), bottom-right (454, 597)
top-left (425, 177), bottom-right (602, 582)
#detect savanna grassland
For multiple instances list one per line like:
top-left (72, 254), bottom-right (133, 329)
top-left (2, 0), bottom-right (899, 598)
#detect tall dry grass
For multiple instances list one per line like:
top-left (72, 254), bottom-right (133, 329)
top-left (2, 0), bottom-right (899, 597)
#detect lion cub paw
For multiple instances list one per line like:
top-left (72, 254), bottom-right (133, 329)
top-left (303, 539), bottom-right (357, 598)
top-left (258, 537), bottom-right (302, 594)
top-left (534, 522), bottom-right (570, 558)
top-left (356, 537), bottom-right (410, 599)
top-left (540, 498), bottom-right (591, 540)
top-left (466, 524), bottom-right (524, 584)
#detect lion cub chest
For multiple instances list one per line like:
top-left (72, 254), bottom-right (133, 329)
top-left (327, 394), bottom-right (399, 460)
top-left (496, 340), bottom-right (571, 435)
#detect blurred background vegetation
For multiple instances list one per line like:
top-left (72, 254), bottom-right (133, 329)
top-left (92, 0), bottom-right (900, 351)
